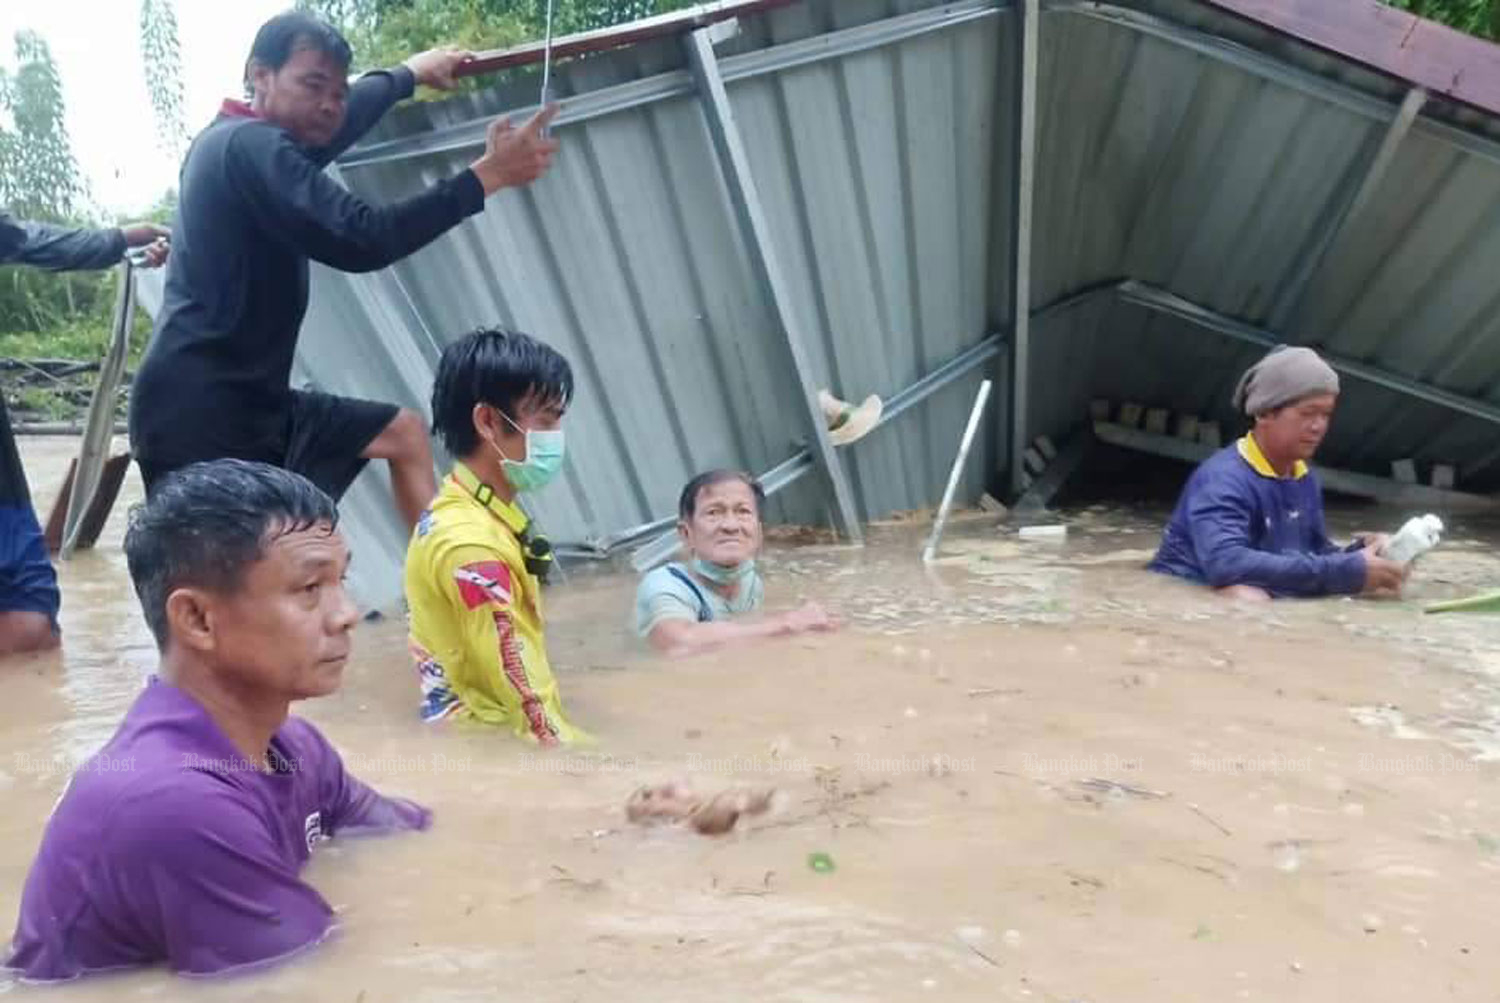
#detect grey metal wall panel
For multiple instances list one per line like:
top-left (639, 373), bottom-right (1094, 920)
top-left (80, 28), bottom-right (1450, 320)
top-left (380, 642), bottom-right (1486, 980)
top-left (141, 0), bottom-right (1500, 610)
top-left (285, 0), bottom-right (1007, 607)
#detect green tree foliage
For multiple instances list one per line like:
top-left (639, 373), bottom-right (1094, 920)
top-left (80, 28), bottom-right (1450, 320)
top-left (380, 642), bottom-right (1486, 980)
top-left (297, 0), bottom-right (696, 80)
top-left (1382, 0), bottom-right (1500, 41)
top-left (0, 30), bottom-right (114, 341)
top-left (139, 0), bottom-right (189, 158)
top-left (0, 31), bottom-right (86, 222)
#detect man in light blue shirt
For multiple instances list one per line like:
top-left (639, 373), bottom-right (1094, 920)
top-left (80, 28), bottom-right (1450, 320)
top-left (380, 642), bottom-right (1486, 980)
top-left (635, 470), bottom-right (836, 657)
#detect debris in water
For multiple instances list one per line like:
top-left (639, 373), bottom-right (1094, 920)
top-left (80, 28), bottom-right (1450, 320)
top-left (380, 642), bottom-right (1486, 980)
top-left (1188, 802), bottom-right (1233, 836)
top-left (1003, 929), bottom-right (1022, 948)
top-left (1192, 923), bottom-right (1212, 940)
top-left (1362, 913), bottom-right (1382, 934)
top-left (955, 925), bottom-right (986, 945)
top-left (808, 851), bottom-right (836, 873)
top-left (1270, 841), bottom-right (1301, 873)
top-left (1076, 778), bottom-right (1168, 800)
top-left (625, 782), bottom-right (776, 836)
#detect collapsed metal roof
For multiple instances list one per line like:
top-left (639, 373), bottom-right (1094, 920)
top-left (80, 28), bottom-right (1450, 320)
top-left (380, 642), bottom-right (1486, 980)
top-left (149, 0), bottom-right (1500, 607)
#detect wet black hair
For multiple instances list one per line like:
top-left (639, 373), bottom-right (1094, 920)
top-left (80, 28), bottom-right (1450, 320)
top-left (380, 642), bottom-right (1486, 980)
top-left (678, 470), bottom-right (765, 520)
top-left (125, 459), bottom-right (339, 649)
top-left (244, 10), bottom-right (352, 91)
top-left (430, 328), bottom-right (575, 457)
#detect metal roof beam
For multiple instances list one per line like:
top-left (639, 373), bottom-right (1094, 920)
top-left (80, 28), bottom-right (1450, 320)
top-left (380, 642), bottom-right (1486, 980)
top-left (1269, 86), bottom-right (1428, 335)
top-left (1047, 1), bottom-right (1500, 171)
top-left (624, 333), bottom-right (1007, 569)
top-left (1117, 279), bottom-right (1500, 430)
top-left (685, 26), bottom-right (863, 543)
top-left (340, 0), bottom-right (1005, 170)
top-left (1009, 0), bottom-right (1041, 495)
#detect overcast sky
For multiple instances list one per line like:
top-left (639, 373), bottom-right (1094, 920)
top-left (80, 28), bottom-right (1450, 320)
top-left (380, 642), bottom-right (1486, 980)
top-left (1, 0), bottom-right (287, 218)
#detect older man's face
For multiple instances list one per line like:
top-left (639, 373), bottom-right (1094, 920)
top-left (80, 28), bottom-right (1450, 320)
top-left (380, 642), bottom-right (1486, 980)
top-left (681, 480), bottom-right (762, 569)
top-left (201, 522), bottom-right (357, 701)
top-left (1258, 393), bottom-right (1337, 463)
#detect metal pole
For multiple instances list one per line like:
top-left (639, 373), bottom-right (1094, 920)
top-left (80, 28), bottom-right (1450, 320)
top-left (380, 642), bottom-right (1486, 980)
top-left (1118, 279), bottom-right (1500, 429)
top-left (1008, 0), bottom-right (1040, 495)
top-left (628, 334), bottom-right (1007, 572)
top-left (1268, 86), bottom-right (1427, 334)
top-left (923, 380), bottom-right (994, 564)
top-left (684, 27), bottom-right (864, 543)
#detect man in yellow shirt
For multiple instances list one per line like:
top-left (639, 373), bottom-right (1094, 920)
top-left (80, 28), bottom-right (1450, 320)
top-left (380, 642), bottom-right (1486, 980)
top-left (403, 329), bottom-right (585, 744)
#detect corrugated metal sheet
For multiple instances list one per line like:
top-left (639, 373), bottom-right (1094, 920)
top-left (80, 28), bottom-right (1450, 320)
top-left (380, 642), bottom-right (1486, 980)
top-left (302, 0), bottom-right (1009, 605)
top-left (1017, 1), bottom-right (1500, 501)
top-left (133, 0), bottom-right (1500, 606)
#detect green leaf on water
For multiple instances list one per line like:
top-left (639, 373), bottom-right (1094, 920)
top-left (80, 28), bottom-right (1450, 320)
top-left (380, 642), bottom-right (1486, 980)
top-left (807, 852), bottom-right (836, 874)
top-left (1192, 923), bottom-right (1212, 941)
top-left (1475, 832), bottom-right (1500, 855)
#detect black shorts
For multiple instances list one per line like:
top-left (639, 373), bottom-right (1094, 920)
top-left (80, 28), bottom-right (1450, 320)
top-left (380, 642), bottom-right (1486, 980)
top-left (139, 390), bottom-right (399, 501)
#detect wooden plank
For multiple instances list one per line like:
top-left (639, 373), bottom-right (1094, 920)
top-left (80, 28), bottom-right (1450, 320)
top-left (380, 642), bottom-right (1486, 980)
top-left (1202, 0), bottom-right (1500, 119)
top-left (1014, 432), bottom-right (1092, 513)
top-left (1093, 421), bottom-right (1500, 513)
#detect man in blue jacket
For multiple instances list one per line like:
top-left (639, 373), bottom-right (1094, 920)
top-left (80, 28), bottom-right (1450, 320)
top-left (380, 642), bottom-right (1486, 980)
top-left (1149, 346), bottom-right (1407, 601)
top-left (130, 11), bottom-right (558, 530)
top-left (1, 213), bottom-right (169, 654)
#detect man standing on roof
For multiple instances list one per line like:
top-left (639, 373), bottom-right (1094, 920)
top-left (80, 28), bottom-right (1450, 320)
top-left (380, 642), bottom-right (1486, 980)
top-left (1, 213), bottom-right (169, 656)
top-left (129, 11), bottom-right (559, 530)
top-left (1149, 345), bottom-right (1408, 601)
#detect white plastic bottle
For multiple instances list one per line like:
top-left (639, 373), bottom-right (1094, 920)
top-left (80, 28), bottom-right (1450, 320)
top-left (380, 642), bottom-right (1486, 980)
top-left (1380, 514), bottom-right (1444, 565)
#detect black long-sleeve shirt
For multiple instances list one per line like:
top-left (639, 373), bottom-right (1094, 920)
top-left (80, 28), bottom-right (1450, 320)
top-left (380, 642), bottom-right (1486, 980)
top-left (0, 213), bottom-right (127, 273)
top-left (1, 214), bottom-right (127, 505)
top-left (129, 66), bottom-right (486, 468)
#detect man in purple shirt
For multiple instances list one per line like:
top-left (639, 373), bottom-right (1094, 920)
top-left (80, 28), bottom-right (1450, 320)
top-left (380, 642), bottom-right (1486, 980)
top-left (4, 459), bottom-right (429, 981)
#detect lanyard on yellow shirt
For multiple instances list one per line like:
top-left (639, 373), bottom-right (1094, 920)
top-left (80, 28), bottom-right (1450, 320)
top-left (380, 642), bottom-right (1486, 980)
top-left (450, 463), bottom-right (555, 580)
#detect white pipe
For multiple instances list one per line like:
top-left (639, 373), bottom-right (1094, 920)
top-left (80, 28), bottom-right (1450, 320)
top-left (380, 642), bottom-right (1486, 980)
top-left (922, 379), bottom-right (993, 563)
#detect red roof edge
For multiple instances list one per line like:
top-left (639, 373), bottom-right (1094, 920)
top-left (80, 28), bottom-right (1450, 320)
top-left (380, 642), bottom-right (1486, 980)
top-left (1201, 0), bottom-right (1500, 117)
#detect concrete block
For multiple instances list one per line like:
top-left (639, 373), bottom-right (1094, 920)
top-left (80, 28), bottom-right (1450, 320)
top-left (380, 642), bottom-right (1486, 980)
top-left (1144, 408), bottom-right (1170, 435)
top-left (1118, 403), bottom-right (1144, 428)
top-left (1432, 464), bottom-right (1456, 490)
top-left (1174, 414), bottom-right (1200, 441)
top-left (1391, 459), bottom-right (1417, 484)
top-left (1197, 422), bottom-right (1222, 448)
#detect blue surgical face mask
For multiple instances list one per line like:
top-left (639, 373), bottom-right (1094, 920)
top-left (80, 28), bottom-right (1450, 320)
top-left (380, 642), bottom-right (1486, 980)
top-left (489, 408), bottom-right (566, 494)
top-left (692, 557), bottom-right (756, 586)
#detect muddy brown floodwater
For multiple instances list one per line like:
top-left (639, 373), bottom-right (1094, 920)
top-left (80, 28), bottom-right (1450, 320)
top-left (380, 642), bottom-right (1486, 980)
top-left (4, 436), bottom-right (1500, 1001)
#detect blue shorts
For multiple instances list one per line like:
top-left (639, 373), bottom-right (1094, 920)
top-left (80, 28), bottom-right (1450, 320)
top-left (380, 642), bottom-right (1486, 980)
top-left (0, 503), bottom-right (60, 627)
